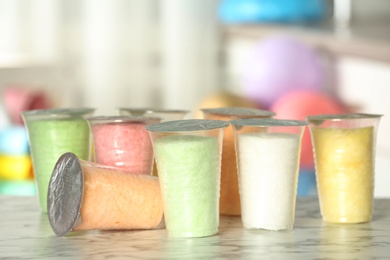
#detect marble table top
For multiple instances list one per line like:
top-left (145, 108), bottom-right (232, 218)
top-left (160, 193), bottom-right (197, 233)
top-left (1, 196), bottom-right (389, 259)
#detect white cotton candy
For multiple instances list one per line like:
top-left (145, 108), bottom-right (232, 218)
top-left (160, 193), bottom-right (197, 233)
top-left (237, 132), bottom-right (300, 231)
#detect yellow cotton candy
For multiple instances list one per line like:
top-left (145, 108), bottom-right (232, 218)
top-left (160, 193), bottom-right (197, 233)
top-left (312, 126), bottom-right (374, 223)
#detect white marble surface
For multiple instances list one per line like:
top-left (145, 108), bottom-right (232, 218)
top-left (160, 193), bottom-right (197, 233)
top-left (1, 196), bottom-right (390, 259)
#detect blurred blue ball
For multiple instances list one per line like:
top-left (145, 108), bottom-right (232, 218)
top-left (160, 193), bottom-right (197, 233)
top-left (0, 180), bottom-right (36, 196)
top-left (297, 168), bottom-right (317, 197)
top-left (219, 0), bottom-right (327, 24)
top-left (0, 126), bottom-right (30, 155)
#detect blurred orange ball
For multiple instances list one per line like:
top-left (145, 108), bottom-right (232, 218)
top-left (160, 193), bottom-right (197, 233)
top-left (271, 90), bottom-right (348, 169)
top-left (194, 92), bottom-right (260, 119)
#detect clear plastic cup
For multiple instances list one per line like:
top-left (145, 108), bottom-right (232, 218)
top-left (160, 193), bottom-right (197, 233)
top-left (21, 108), bottom-right (95, 212)
top-left (307, 113), bottom-right (382, 224)
top-left (47, 152), bottom-right (164, 236)
top-left (117, 107), bottom-right (189, 122)
top-left (230, 118), bottom-right (307, 231)
top-left (201, 107), bottom-right (275, 216)
top-left (117, 108), bottom-right (189, 176)
top-left (146, 119), bottom-right (228, 238)
top-left (87, 116), bottom-right (161, 175)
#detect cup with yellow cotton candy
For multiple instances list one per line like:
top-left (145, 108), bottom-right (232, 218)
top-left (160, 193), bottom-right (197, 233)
top-left (307, 113), bottom-right (382, 224)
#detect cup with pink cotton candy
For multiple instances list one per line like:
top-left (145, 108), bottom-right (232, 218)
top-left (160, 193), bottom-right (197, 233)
top-left (87, 116), bottom-right (161, 175)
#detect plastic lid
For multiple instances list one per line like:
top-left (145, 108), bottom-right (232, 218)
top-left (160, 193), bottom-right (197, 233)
top-left (201, 107), bottom-right (275, 117)
top-left (21, 108), bottom-right (95, 121)
top-left (230, 118), bottom-right (308, 127)
top-left (117, 108), bottom-right (189, 115)
top-left (47, 152), bottom-right (84, 236)
top-left (87, 115), bottom-right (161, 125)
top-left (306, 113), bottom-right (383, 122)
top-left (146, 119), bottom-right (229, 132)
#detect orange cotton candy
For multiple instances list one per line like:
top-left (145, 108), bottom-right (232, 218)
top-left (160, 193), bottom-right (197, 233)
top-left (75, 161), bottom-right (164, 231)
top-left (201, 107), bottom-right (275, 216)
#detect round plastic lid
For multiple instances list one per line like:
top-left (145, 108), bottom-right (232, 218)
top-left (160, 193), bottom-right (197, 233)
top-left (146, 119), bottom-right (229, 132)
top-left (230, 118), bottom-right (308, 127)
top-left (201, 107), bottom-right (275, 117)
top-left (47, 152), bottom-right (84, 236)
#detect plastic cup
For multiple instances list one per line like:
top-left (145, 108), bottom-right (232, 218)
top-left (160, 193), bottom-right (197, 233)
top-left (47, 152), bottom-right (164, 236)
top-left (146, 119), bottom-right (228, 238)
top-left (230, 118), bottom-right (307, 231)
top-left (87, 116), bottom-right (161, 175)
top-left (117, 107), bottom-right (189, 122)
top-left (117, 108), bottom-right (189, 176)
top-left (21, 108), bottom-right (94, 212)
top-left (201, 107), bottom-right (275, 216)
top-left (307, 113), bottom-right (382, 224)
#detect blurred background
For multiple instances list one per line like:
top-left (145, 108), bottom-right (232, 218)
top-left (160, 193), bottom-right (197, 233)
top-left (0, 0), bottom-right (389, 197)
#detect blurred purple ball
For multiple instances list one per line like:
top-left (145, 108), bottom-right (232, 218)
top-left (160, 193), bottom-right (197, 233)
top-left (241, 36), bottom-right (325, 107)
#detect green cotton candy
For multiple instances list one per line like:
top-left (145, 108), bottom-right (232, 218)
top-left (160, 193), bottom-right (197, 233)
top-left (154, 134), bottom-right (221, 238)
top-left (27, 119), bottom-right (91, 213)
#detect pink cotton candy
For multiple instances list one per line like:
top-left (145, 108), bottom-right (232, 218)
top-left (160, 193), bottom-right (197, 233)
top-left (88, 116), bottom-right (160, 175)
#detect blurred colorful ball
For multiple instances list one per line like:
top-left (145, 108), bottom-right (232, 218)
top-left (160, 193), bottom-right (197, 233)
top-left (219, 0), bottom-right (327, 24)
top-left (3, 87), bottom-right (51, 125)
top-left (0, 155), bottom-right (33, 180)
top-left (271, 90), bottom-right (348, 169)
top-left (0, 180), bottom-right (36, 196)
top-left (297, 168), bottom-right (317, 196)
top-left (0, 126), bottom-right (30, 155)
top-left (241, 36), bottom-right (325, 108)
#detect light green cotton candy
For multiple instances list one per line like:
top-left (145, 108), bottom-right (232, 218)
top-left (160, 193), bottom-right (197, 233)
top-left (27, 119), bottom-right (91, 213)
top-left (154, 134), bottom-right (221, 238)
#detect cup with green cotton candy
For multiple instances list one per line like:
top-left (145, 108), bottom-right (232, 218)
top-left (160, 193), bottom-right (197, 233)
top-left (146, 119), bottom-right (228, 238)
top-left (22, 108), bottom-right (95, 213)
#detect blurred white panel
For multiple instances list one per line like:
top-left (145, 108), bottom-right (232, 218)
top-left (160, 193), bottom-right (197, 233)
top-left (0, 0), bottom-right (30, 54)
top-left (334, 0), bottom-right (351, 28)
top-left (81, 0), bottom-right (159, 115)
top-left (120, 0), bottom-right (160, 109)
top-left (221, 36), bottom-right (256, 95)
top-left (30, 0), bottom-right (60, 61)
top-left (375, 154), bottom-right (390, 198)
top-left (82, 0), bottom-right (118, 115)
top-left (336, 56), bottom-right (390, 197)
top-left (161, 0), bottom-right (221, 113)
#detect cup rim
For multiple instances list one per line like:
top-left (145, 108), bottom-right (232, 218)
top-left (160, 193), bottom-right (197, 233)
top-left (21, 107), bottom-right (95, 120)
top-left (117, 107), bottom-right (189, 115)
top-left (86, 115), bottom-right (161, 125)
top-left (306, 113), bottom-right (383, 122)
